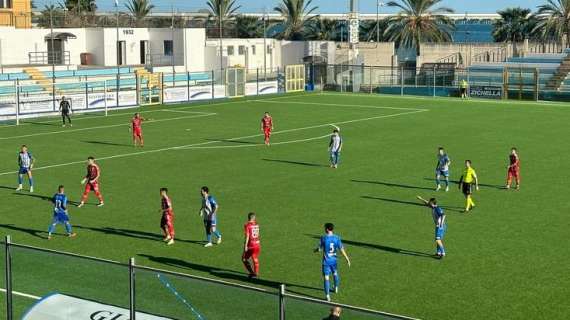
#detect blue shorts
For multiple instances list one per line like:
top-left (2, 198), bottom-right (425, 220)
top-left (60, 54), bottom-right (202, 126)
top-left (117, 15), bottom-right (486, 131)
top-left (436, 169), bottom-right (449, 177)
top-left (204, 215), bottom-right (217, 228)
top-left (322, 262), bottom-right (338, 276)
top-left (435, 224), bottom-right (447, 240)
top-left (19, 167), bottom-right (30, 175)
top-left (52, 212), bottom-right (69, 224)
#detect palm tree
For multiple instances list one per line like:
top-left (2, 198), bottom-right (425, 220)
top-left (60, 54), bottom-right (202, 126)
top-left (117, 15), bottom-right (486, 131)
top-left (306, 18), bottom-right (338, 40)
top-left (360, 19), bottom-right (389, 42)
top-left (533, 0), bottom-right (570, 44)
top-left (492, 7), bottom-right (536, 42)
top-left (206, 0), bottom-right (241, 38)
top-left (62, 0), bottom-right (97, 13)
top-left (274, 0), bottom-right (318, 40)
top-left (235, 15), bottom-right (264, 38)
top-left (125, 0), bottom-right (155, 27)
top-left (384, 0), bottom-right (454, 54)
top-left (38, 4), bottom-right (63, 28)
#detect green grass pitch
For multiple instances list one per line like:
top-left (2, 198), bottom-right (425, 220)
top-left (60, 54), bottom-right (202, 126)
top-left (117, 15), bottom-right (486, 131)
top-left (0, 92), bottom-right (569, 319)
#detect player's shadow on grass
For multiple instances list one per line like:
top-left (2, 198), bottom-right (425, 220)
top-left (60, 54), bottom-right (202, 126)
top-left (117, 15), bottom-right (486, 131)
top-left (81, 140), bottom-right (133, 147)
top-left (306, 235), bottom-right (436, 259)
top-left (205, 138), bottom-right (257, 144)
top-left (138, 254), bottom-right (322, 294)
top-left (351, 179), bottom-right (433, 191)
top-left (361, 196), bottom-right (464, 213)
top-left (262, 159), bottom-right (328, 167)
top-left (25, 121), bottom-right (60, 127)
top-left (0, 224), bottom-right (46, 239)
top-left (74, 225), bottom-right (203, 245)
top-left (423, 178), bottom-right (505, 190)
top-left (0, 185), bottom-right (16, 191)
top-left (12, 192), bottom-right (81, 206)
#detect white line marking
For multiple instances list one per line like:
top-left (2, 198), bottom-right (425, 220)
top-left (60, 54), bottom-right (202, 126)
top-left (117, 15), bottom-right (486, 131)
top-left (254, 99), bottom-right (428, 111)
top-left (179, 134), bottom-right (331, 149)
top-left (0, 113), bottom-right (217, 140)
top-left (0, 109), bottom-right (426, 176)
top-left (317, 91), bottom-right (570, 108)
top-left (160, 109), bottom-right (213, 115)
top-left (0, 288), bottom-right (40, 300)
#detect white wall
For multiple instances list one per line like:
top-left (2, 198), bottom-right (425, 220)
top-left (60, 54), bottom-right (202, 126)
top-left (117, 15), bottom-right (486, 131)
top-left (0, 27), bottom-right (86, 66)
top-left (184, 28), bottom-right (206, 72)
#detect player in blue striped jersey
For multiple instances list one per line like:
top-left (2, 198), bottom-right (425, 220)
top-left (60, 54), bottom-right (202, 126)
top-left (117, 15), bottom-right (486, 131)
top-left (48, 185), bottom-right (76, 240)
top-left (16, 145), bottom-right (35, 192)
top-left (315, 223), bottom-right (351, 301)
top-left (329, 129), bottom-right (342, 168)
top-left (435, 147), bottom-right (451, 192)
top-left (417, 196), bottom-right (446, 258)
top-left (200, 186), bottom-right (222, 247)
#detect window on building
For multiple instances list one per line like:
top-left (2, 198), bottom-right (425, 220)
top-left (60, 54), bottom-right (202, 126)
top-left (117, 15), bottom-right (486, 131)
top-left (267, 45), bottom-right (273, 54)
top-left (0, 0), bottom-right (12, 8)
top-left (251, 45), bottom-right (256, 55)
top-left (227, 46), bottom-right (234, 55)
top-left (164, 40), bottom-right (173, 57)
top-left (238, 45), bottom-right (246, 55)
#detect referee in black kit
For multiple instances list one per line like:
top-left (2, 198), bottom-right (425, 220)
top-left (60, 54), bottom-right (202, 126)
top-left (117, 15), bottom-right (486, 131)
top-left (59, 96), bottom-right (72, 127)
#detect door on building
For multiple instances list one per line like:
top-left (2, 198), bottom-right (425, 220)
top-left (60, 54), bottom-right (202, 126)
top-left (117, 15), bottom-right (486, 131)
top-left (117, 41), bottom-right (127, 65)
top-left (140, 40), bottom-right (149, 65)
top-left (47, 39), bottom-right (63, 64)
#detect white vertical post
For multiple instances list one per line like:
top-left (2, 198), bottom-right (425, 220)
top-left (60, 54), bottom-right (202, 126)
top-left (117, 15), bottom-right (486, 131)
top-left (15, 80), bottom-right (19, 126)
top-left (104, 81), bottom-right (108, 116)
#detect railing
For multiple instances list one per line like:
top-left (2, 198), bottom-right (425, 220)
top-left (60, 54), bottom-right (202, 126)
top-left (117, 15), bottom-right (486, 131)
top-left (28, 51), bottom-right (71, 65)
top-left (310, 63), bottom-right (570, 102)
top-left (436, 52), bottom-right (463, 66)
top-left (145, 54), bottom-right (178, 67)
top-left (472, 47), bottom-right (509, 63)
top-left (1, 236), bottom-right (415, 319)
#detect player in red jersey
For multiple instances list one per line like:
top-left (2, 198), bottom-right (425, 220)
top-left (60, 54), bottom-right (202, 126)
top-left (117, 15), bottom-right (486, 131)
top-left (261, 112), bottom-right (273, 146)
top-left (242, 212), bottom-right (261, 278)
top-left (78, 156), bottom-right (104, 208)
top-left (130, 113), bottom-right (148, 147)
top-left (159, 188), bottom-right (175, 245)
top-left (506, 147), bottom-right (520, 190)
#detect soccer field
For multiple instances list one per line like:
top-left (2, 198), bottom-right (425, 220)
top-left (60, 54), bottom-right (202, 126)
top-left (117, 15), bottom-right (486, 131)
top-left (0, 92), bottom-right (569, 319)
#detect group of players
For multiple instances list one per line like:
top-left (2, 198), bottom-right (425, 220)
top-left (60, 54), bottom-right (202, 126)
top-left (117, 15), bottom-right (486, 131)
top-left (13, 108), bottom-right (521, 301)
top-left (414, 146), bottom-right (521, 259)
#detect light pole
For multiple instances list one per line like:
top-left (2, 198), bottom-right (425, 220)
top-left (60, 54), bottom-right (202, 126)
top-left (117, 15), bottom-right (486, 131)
top-left (171, 4), bottom-right (175, 81)
top-left (219, 5), bottom-right (224, 73)
top-left (49, 3), bottom-right (55, 108)
top-left (263, 8), bottom-right (267, 80)
top-left (115, 0), bottom-right (120, 107)
top-left (376, 1), bottom-right (385, 43)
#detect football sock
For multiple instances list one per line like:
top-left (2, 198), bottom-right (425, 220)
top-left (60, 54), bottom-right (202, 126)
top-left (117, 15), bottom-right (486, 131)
top-left (252, 257), bottom-right (259, 274)
top-left (29, 177), bottom-right (33, 187)
top-left (213, 230), bottom-right (221, 239)
top-left (18, 175), bottom-right (23, 185)
top-left (65, 222), bottom-right (72, 234)
top-left (435, 176), bottom-right (441, 186)
top-left (243, 260), bottom-right (254, 274)
top-left (48, 223), bottom-right (56, 234)
top-left (324, 279), bottom-right (330, 296)
top-left (333, 273), bottom-right (340, 291)
top-left (206, 233), bottom-right (212, 243)
top-left (444, 178), bottom-right (449, 187)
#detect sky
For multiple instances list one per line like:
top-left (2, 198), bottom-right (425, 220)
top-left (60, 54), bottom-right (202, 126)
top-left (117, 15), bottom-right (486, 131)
top-left (36, 0), bottom-right (546, 14)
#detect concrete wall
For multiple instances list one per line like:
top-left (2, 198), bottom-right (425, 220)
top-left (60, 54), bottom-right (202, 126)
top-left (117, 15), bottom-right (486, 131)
top-left (419, 43), bottom-right (508, 67)
top-left (0, 27), bottom-right (86, 65)
top-left (205, 38), bottom-right (278, 71)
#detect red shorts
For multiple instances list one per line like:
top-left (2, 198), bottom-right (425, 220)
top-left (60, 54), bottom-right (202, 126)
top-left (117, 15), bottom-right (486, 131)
top-left (263, 128), bottom-right (271, 138)
top-left (242, 246), bottom-right (260, 260)
top-left (84, 181), bottom-right (100, 193)
top-left (133, 128), bottom-right (142, 138)
top-left (161, 212), bottom-right (174, 229)
top-left (508, 167), bottom-right (520, 177)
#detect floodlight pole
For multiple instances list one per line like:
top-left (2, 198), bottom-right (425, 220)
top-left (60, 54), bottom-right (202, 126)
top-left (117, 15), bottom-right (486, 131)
top-left (171, 4), bottom-right (175, 82)
top-left (116, 1), bottom-right (120, 108)
top-left (263, 8), bottom-right (267, 79)
top-left (219, 5), bottom-right (223, 73)
top-left (50, 4), bottom-right (56, 110)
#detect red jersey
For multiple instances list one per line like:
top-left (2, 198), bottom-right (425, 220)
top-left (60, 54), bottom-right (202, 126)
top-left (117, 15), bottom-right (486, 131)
top-left (161, 195), bottom-right (173, 214)
top-left (132, 117), bottom-right (143, 130)
top-left (86, 164), bottom-right (100, 182)
top-left (261, 116), bottom-right (273, 130)
top-left (244, 221), bottom-right (260, 249)
top-left (509, 154), bottom-right (520, 169)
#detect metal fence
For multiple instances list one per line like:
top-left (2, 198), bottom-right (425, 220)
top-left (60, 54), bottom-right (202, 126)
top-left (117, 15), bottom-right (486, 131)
top-left (0, 67), bottom-right (285, 124)
top-left (310, 64), bottom-right (570, 103)
top-left (2, 236), bottom-right (416, 320)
